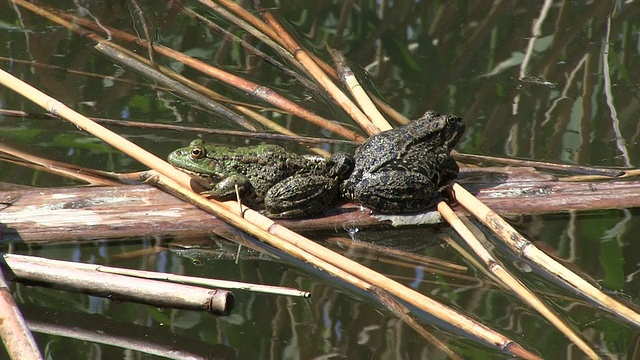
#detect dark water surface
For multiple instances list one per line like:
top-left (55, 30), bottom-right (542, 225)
top-left (1, 1), bottom-right (639, 359)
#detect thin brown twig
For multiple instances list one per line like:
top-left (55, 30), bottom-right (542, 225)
top-left (453, 150), bottom-right (626, 177)
top-left (0, 108), bottom-right (356, 147)
top-left (129, 0), bottom-right (155, 65)
top-left (94, 42), bottom-right (259, 131)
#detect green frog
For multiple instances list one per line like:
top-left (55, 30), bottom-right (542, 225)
top-left (340, 110), bottom-right (465, 213)
top-left (168, 139), bottom-right (354, 218)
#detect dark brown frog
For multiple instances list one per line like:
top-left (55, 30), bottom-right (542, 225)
top-left (340, 111), bottom-right (464, 213)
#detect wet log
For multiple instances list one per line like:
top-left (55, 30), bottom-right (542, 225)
top-left (0, 167), bottom-right (638, 243)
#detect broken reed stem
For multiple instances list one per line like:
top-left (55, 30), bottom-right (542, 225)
top-left (4, 253), bottom-right (308, 298)
top-left (3, 254), bottom-right (234, 316)
top-left (0, 68), bottom-right (537, 358)
top-left (452, 182), bottom-right (640, 327)
top-left (0, 266), bottom-right (43, 360)
top-left (437, 201), bottom-right (598, 359)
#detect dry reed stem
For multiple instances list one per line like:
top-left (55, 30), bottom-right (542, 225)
top-left (257, 6), bottom-right (382, 136)
top-left (95, 260), bottom-right (310, 298)
top-left (438, 201), bottom-right (599, 359)
top-left (149, 173), bottom-right (461, 357)
top-left (5, 253), bottom-right (306, 298)
top-left (0, 109), bottom-right (355, 148)
top-left (371, 95), bottom-right (411, 125)
top-left (193, 0), bottom-right (321, 87)
top-left (95, 42), bottom-right (263, 131)
top-left (14, 0), bottom-right (257, 131)
top-left (452, 182), bottom-right (640, 327)
top-left (329, 49), bottom-right (392, 131)
top-left (206, 0), bottom-right (283, 48)
top-left (226, 0), bottom-right (411, 127)
top-left (226, 0), bottom-right (410, 126)
top-left (0, 267), bottom-right (42, 360)
top-left (94, 43), bottom-right (258, 131)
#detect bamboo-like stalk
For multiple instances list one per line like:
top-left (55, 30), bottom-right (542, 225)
top-left (437, 201), bottom-right (599, 359)
top-left (149, 172), bottom-right (536, 359)
top-left (4, 254), bottom-right (234, 315)
top-left (452, 182), bottom-right (640, 327)
top-left (0, 266), bottom-right (43, 360)
top-left (0, 68), bottom-right (539, 358)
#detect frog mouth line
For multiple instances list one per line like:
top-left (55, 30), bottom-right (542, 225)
top-left (172, 166), bottom-right (224, 183)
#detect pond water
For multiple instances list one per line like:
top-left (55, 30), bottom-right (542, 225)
top-left (1, 1), bottom-right (639, 359)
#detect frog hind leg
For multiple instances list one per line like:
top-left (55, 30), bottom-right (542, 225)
top-left (263, 175), bottom-right (339, 218)
top-left (348, 170), bottom-right (438, 213)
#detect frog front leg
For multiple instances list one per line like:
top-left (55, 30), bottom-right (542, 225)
top-left (263, 174), bottom-right (339, 218)
top-left (206, 173), bottom-right (255, 200)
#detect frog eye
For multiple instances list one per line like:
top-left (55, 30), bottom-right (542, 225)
top-left (190, 146), bottom-right (206, 160)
